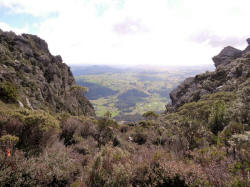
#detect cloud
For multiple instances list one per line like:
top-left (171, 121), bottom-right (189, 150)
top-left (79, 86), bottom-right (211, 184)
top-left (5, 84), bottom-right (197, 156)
top-left (190, 30), bottom-right (248, 48)
top-left (0, 0), bottom-right (250, 66)
top-left (113, 18), bottom-right (148, 35)
top-left (0, 22), bottom-right (28, 34)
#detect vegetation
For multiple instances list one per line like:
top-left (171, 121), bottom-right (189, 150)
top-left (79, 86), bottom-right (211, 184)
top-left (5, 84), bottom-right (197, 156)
top-left (0, 82), bottom-right (18, 103)
top-left (75, 66), bottom-right (210, 122)
top-left (0, 31), bottom-right (249, 186)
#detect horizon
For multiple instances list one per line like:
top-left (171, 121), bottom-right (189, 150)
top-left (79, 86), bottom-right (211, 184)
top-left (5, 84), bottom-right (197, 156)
top-left (0, 0), bottom-right (249, 66)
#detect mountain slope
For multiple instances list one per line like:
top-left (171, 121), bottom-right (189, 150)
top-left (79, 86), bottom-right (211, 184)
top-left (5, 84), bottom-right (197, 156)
top-left (0, 29), bottom-right (94, 116)
top-left (166, 39), bottom-right (250, 118)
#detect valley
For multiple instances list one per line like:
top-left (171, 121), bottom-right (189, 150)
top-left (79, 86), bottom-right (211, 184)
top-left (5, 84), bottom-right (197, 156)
top-left (73, 65), bottom-right (214, 122)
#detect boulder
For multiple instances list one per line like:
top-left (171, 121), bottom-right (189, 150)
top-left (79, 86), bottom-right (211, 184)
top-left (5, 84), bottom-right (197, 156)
top-left (212, 46), bottom-right (242, 68)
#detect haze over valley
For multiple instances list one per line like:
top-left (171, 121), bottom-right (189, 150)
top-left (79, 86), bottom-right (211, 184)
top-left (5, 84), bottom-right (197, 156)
top-left (72, 65), bottom-right (214, 122)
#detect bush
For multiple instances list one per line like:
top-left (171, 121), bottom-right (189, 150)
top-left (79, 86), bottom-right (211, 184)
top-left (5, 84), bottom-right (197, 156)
top-left (95, 117), bottom-right (118, 147)
top-left (132, 127), bottom-right (147, 145)
top-left (0, 143), bottom-right (81, 186)
top-left (0, 109), bottom-right (60, 154)
top-left (208, 100), bottom-right (227, 134)
top-left (0, 82), bottom-right (18, 103)
top-left (131, 149), bottom-right (208, 187)
top-left (142, 111), bottom-right (158, 120)
top-left (87, 144), bottom-right (132, 187)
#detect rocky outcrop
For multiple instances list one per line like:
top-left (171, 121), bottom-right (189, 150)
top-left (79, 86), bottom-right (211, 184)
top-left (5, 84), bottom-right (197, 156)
top-left (212, 46), bottom-right (242, 68)
top-left (166, 38), bottom-right (250, 112)
top-left (0, 29), bottom-right (95, 116)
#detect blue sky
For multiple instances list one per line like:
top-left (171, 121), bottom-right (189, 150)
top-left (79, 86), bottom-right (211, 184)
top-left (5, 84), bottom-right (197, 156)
top-left (0, 0), bottom-right (249, 66)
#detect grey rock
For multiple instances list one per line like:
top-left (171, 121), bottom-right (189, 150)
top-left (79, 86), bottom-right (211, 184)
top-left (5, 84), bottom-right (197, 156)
top-left (166, 42), bottom-right (250, 112)
top-left (26, 97), bottom-right (33, 110)
top-left (212, 46), bottom-right (242, 68)
top-left (0, 29), bottom-right (95, 116)
top-left (18, 100), bottom-right (24, 108)
top-left (247, 38), bottom-right (250, 45)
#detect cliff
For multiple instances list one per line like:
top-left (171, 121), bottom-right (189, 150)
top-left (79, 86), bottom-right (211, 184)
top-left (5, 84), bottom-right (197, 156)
top-left (166, 39), bottom-right (250, 114)
top-left (0, 29), bottom-right (95, 116)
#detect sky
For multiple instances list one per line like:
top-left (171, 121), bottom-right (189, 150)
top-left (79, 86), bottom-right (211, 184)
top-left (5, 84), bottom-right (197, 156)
top-left (0, 0), bottom-right (249, 66)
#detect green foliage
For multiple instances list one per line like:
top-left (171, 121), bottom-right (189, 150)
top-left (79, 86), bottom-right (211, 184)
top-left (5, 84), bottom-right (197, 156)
top-left (0, 134), bottom-right (19, 144)
top-left (0, 108), bottom-right (60, 153)
top-left (0, 135), bottom-right (19, 153)
top-left (96, 116), bottom-right (118, 146)
top-left (104, 111), bottom-right (112, 119)
top-left (0, 82), bottom-right (18, 103)
top-left (142, 110), bottom-right (158, 120)
top-left (70, 85), bottom-right (89, 95)
top-left (87, 144), bottom-right (131, 187)
top-left (75, 68), bottom-right (206, 121)
top-left (208, 100), bottom-right (227, 134)
top-left (132, 127), bottom-right (147, 145)
top-left (0, 144), bottom-right (80, 186)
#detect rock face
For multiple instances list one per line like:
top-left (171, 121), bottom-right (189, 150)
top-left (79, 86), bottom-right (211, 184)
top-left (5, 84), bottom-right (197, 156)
top-left (166, 38), bottom-right (250, 112)
top-left (212, 46), bottom-right (242, 68)
top-left (0, 29), bottom-right (95, 116)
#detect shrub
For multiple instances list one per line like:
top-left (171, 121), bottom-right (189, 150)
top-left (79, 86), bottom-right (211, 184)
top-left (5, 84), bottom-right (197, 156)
top-left (142, 111), bottom-right (158, 120)
top-left (96, 117), bottom-right (118, 147)
top-left (60, 117), bottom-right (80, 146)
top-left (0, 143), bottom-right (81, 186)
top-left (87, 144), bottom-right (132, 187)
top-left (208, 100), bottom-right (227, 134)
top-left (131, 149), bottom-right (208, 187)
top-left (19, 111), bottom-right (59, 153)
top-left (132, 127), bottom-right (147, 145)
top-left (0, 134), bottom-right (19, 157)
top-left (0, 82), bottom-right (18, 103)
top-left (0, 109), bottom-right (60, 153)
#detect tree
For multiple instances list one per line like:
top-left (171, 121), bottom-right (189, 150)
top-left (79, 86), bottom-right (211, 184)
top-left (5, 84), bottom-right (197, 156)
top-left (70, 85), bottom-right (89, 115)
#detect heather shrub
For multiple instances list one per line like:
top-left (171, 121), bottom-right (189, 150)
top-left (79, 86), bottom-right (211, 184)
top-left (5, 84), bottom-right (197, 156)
top-left (220, 121), bottom-right (244, 144)
top-left (132, 127), bottom-right (147, 145)
top-left (0, 82), bottom-right (18, 103)
top-left (96, 117), bottom-right (118, 146)
top-left (142, 111), bottom-right (158, 120)
top-left (131, 149), bottom-right (208, 187)
top-left (60, 116), bottom-right (97, 146)
top-left (19, 110), bottom-right (59, 153)
top-left (60, 117), bottom-right (81, 146)
top-left (152, 127), bottom-right (168, 146)
top-left (0, 109), bottom-right (59, 153)
top-left (72, 136), bottom-right (98, 156)
top-left (191, 146), bottom-right (240, 186)
top-left (208, 100), bottom-right (227, 134)
top-left (180, 119), bottom-right (211, 149)
top-left (87, 144), bottom-right (132, 187)
top-left (0, 142), bottom-right (81, 186)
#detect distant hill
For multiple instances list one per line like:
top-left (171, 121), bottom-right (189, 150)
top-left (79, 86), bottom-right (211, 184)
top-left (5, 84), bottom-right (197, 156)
top-left (70, 65), bottom-right (126, 76)
top-left (74, 64), bottom-right (213, 122)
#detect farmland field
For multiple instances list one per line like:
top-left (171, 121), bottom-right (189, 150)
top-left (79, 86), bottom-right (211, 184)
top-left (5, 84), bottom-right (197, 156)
top-left (73, 65), bottom-right (213, 122)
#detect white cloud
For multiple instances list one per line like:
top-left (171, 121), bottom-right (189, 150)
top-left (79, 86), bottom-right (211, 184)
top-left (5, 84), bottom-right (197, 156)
top-left (0, 22), bottom-right (28, 34)
top-left (0, 0), bottom-right (250, 66)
